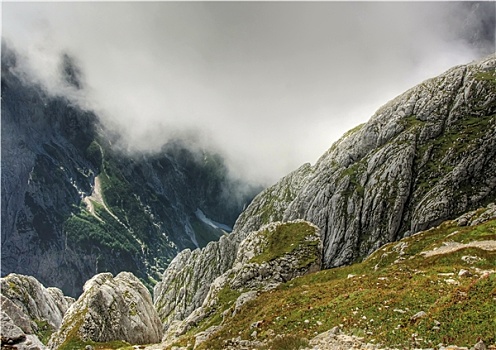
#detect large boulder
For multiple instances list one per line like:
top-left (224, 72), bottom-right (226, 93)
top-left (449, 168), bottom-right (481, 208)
top-left (0, 273), bottom-right (74, 332)
top-left (49, 272), bottom-right (162, 349)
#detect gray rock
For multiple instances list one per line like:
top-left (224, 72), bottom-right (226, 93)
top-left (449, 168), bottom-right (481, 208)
top-left (473, 340), bottom-right (487, 350)
top-left (49, 272), bottom-right (162, 349)
top-left (0, 274), bottom-right (74, 331)
top-left (1, 311), bottom-right (26, 344)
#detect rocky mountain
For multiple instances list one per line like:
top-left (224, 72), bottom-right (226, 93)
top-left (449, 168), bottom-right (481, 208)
top-left (153, 54), bottom-right (496, 332)
top-left (1, 41), bottom-right (259, 297)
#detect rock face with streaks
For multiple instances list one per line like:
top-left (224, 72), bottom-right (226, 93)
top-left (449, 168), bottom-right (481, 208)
top-left (154, 54), bottom-right (496, 331)
top-left (162, 220), bottom-right (321, 344)
top-left (236, 54), bottom-right (496, 268)
top-left (1, 41), bottom-right (258, 297)
top-left (48, 272), bottom-right (162, 349)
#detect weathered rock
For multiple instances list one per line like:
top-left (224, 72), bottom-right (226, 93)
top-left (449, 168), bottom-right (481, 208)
top-left (234, 55), bottom-right (496, 270)
top-left (162, 221), bottom-right (321, 343)
top-left (1, 311), bottom-right (26, 344)
top-left (48, 272), bottom-right (162, 349)
top-left (0, 274), bottom-right (74, 331)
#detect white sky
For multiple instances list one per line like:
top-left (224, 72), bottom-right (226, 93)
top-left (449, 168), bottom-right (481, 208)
top-left (2, 2), bottom-right (495, 185)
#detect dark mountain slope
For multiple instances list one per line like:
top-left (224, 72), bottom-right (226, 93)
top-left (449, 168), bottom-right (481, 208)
top-left (1, 42), bottom-right (258, 297)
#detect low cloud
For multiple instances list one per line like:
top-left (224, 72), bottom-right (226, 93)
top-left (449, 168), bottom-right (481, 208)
top-left (2, 2), bottom-right (494, 185)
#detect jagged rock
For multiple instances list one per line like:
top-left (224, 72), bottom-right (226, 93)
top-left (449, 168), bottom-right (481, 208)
top-left (162, 221), bottom-right (321, 343)
top-left (1, 311), bottom-right (26, 344)
top-left (1, 295), bottom-right (34, 334)
top-left (234, 55), bottom-right (496, 270)
top-left (154, 233), bottom-right (244, 330)
top-left (0, 274), bottom-right (74, 331)
top-left (49, 272), bottom-right (162, 349)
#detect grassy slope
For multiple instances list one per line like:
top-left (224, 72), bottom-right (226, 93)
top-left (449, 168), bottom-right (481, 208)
top-left (173, 213), bottom-right (495, 350)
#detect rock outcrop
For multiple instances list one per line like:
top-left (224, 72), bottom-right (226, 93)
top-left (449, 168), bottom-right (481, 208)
top-left (0, 274), bottom-right (74, 332)
top-left (0, 273), bottom-right (74, 349)
top-left (49, 272), bottom-right (162, 349)
top-left (162, 221), bottom-right (321, 345)
top-left (236, 54), bottom-right (496, 269)
top-left (154, 54), bottom-right (496, 332)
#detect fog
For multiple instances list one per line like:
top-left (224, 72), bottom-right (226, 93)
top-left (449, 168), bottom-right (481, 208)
top-left (2, 2), bottom-right (494, 185)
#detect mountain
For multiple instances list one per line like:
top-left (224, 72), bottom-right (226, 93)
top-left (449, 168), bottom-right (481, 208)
top-left (1, 54), bottom-right (494, 350)
top-left (153, 54), bottom-right (496, 332)
top-left (0, 41), bottom-right (259, 297)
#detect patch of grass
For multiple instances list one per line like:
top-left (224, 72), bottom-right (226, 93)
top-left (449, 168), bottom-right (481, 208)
top-left (260, 334), bottom-right (309, 350)
top-left (249, 222), bottom-right (319, 265)
top-left (58, 339), bottom-right (133, 350)
top-left (34, 319), bottom-right (55, 345)
top-left (188, 217), bottom-right (496, 349)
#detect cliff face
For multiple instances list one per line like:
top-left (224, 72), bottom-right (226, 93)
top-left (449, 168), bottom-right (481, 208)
top-left (1, 42), bottom-right (258, 297)
top-left (154, 54), bottom-right (496, 329)
top-left (237, 54), bottom-right (496, 268)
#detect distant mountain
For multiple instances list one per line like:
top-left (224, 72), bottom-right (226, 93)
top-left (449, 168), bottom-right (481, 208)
top-left (153, 54), bottom-right (496, 330)
top-left (0, 41), bottom-right (259, 297)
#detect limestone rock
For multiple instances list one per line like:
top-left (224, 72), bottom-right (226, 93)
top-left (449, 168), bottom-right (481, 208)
top-left (235, 54), bottom-right (496, 269)
top-left (48, 272), bottom-right (162, 349)
top-left (1, 311), bottom-right (26, 345)
top-left (0, 274), bottom-right (74, 331)
top-left (163, 221), bottom-right (321, 342)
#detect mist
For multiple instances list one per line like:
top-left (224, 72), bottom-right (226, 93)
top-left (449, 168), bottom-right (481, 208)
top-left (2, 2), bottom-right (494, 186)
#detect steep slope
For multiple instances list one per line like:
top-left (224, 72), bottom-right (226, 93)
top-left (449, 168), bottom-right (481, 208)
top-left (1, 42), bottom-right (258, 297)
top-left (154, 54), bottom-right (496, 331)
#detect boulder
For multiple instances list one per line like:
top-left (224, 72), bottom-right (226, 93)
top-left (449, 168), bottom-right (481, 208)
top-left (49, 272), bottom-right (162, 349)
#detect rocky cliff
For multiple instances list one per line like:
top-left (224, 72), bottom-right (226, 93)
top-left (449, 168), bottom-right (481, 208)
top-left (1, 41), bottom-right (258, 297)
top-left (154, 54), bottom-right (496, 332)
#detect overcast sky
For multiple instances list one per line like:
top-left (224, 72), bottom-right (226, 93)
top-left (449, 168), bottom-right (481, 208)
top-left (2, 2), bottom-right (495, 185)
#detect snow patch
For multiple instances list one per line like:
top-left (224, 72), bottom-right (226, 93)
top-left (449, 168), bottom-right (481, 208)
top-left (195, 209), bottom-right (232, 233)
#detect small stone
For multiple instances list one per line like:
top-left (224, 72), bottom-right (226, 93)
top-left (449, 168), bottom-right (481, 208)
top-left (474, 340), bottom-right (487, 350)
top-left (85, 346), bottom-right (94, 350)
top-left (458, 269), bottom-right (471, 277)
top-left (411, 311), bottom-right (427, 321)
top-left (251, 330), bottom-right (257, 338)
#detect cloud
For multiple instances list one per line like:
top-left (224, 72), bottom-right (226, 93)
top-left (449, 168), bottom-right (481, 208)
top-left (2, 2), bottom-right (494, 185)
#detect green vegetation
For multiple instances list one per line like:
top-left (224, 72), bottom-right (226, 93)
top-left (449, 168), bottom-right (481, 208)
top-left (58, 339), bottom-right (133, 350)
top-left (260, 334), bottom-right (309, 350)
top-left (249, 222), bottom-right (319, 265)
top-left (173, 214), bottom-right (496, 350)
top-left (34, 319), bottom-right (55, 345)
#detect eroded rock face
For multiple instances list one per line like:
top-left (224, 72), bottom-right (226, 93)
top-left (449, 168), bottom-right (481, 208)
top-left (236, 54), bottom-right (496, 268)
top-left (0, 274), bottom-right (74, 332)
top-left (153, 166), bottom-right (314, 330)
top-left (49, 272), bottom-right (162, 349)
top-left (163, 221), bottom-right (321, 342)
top-left (154, 54), bottom-right (496, 332)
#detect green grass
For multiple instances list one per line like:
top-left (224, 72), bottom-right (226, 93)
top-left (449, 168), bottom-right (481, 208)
top-left (175, 216), bottom-right (496, 350)
top-left (249, 222), bottom-right (319, 265)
